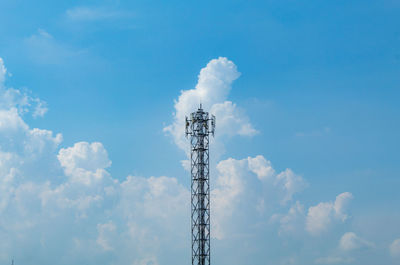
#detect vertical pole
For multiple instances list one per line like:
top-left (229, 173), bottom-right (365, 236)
top-left (186, 106), bottom-right (214, 265)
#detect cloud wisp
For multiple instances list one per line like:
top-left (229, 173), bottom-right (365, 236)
top-left (339, 232), bottom-right (374, 251)
top-left (66, 6), bottom-right (134, 22)
top-left (390, 238), bottom-right (400, 257)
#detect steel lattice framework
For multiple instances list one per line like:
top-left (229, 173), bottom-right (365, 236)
top-left (186, 105), bottom-right (215, 265)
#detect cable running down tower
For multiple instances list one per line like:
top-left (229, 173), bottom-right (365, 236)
top-left (186, 105), bottom-right (215, 265)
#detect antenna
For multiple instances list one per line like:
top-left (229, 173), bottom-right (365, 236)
top-left (210, 115), bottom-right (215, 137)
top-left (185, 107), bottom-right (215, 265)
top-left (185, 116), bottom-right (190, 137)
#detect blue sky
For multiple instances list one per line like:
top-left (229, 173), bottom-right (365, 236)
top-left (0, 0), bottom-right (399, 265)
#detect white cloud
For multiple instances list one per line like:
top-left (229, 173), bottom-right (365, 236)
top-left (271, 201), bottom-right (305, 235)
top-left (212, 155), bottom-right (306, 239)
top-left (0, 58), bottom-right (6, 85)
top-left (164, 57), bottom-right (257, 154)
top-left (339, 232), bottom-right (374, 251)
top-left (390, 238), bottom-right (400, 257)
top-left (58, 142), bottom-right (111, 173)
top-left (212, 158), bottom-right (247, 239)
top-left (248, 155), bottom-right (275, 180)
top-left (0, 105), bottom-right (62, 217)
top-left (58, 142), bottom-right (111, 185)
top-left (0, 59), bottom-right (48, 118)
top-left (333, 192), bottom-right (353, 221)
top-left (316, 234), bottom-right (375, 265)
top-left (97, 221), bottom-right (116, 251)
top-left (32, 98), bottom-right (48, 118)
top-left (0, 77), bottom-right (61, 185)
top-left (0, 57), bottom-right (368, 265)
top-left (0, 89), bottom-right (48, 118)
top-left (306, 192), bottom-right (353, 236)
top-left (0, 133), bottom-right (188, 263)
top-left (275, 168), bottom-right (308, 205)
top-left (0, 108), bottom-right (28, 132)
top-left (119, 175), bottom-right (189, 221)
top-left (24, 29), bottom-right (90, 66)
top-left (210, 101), bottom-right (258, 137)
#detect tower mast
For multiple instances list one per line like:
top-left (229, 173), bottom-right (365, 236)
top-left (186, 105), bottom-right (215, 265)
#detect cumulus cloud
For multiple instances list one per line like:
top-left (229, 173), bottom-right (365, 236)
top-left (270, 201), bottom-right (305, 235)
top-left (0, 58), bottom-right (190, 265)
top-left (339, 232), bottom-right (374, 251)
top-left (0, 58), bottom-right (47, 118)
top-left (0, 57), bottom-right (258, 263)
top-left (248, 154), bottom-right (275, 180)
top-left (97, 221), bottom-right (117, 251)
top-left (2, 141), bottom-right (188, 264)
top-left (58, 142), bottom-right (111, 185)
top-left (0, 64), bottom-right (61, 186)
top-left (162, 57), bottom-right (309, 242)
top-left (272, 193), bottom-right (353, 237)
top-left (306, 192), bottom-right (353, 235)
top-left (164, 57), bottom-right (257, 154)
top-left (0, 57), bottom-right (365, 265)
top-left (276, 168), bottom-right (308, 205)
top-left (212, 158), bottom-right (247, 239)
top-left (390, 238), bottom-right (400, 257)
top-left (212, 155), bottom-right (306, 239)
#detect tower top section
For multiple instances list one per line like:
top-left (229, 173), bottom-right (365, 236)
top-left (185, 105), bottom-right (215, 137)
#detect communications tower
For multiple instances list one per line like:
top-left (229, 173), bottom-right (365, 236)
top-left (186, 105), bottom-right (215, 265)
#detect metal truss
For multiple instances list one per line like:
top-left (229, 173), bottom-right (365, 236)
top-left (186, 105), bottom-right (215, 265)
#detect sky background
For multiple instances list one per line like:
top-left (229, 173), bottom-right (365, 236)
top-left (0, 0), bottom-right (399, 265)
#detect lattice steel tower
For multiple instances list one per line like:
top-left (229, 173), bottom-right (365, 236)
top-left (186, 105), bottom-right (215, 265)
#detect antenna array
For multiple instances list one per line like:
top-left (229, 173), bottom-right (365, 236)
top-left (185, 105), bottom-right (215, 265)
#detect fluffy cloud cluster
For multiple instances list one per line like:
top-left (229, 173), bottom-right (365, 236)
top-left (271, 201), bottom-right (306, 236)
top-left (271, 192), bottom-right (353, 237)
top-left (306, 192), bottom-right (353, 235)
top-left (164, 57), bottom-right (257, 154)
top-left (212, 155), bottom-right (306, 239)
top-left (0, 57), bottom-right (266, 264)
top-left (3, 57), bottom-right (387, 265)
top-left (0, 60), bottom-right (61, 188)
top-left (1, 55), bottom-right (304, 261)
top-left (0, 58), bottom-right (189, 265)
top-left (0, 58), bottom-right (48, 118)
top-left (58, 142), bottom-right (112, 185)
